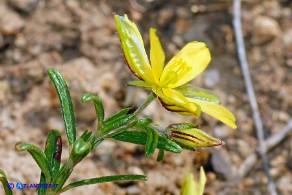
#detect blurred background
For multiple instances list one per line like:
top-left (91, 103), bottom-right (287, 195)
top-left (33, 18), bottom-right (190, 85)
top-left (0, 0), bottom-right (291, 194)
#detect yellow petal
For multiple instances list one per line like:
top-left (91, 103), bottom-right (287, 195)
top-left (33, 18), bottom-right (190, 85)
top-left (181, 172), bottom-right (195, 195)
top-left (152, 87), bottom-right (201, 116)
top-left (160, 42), bottom-right (211, 88)
top-left (198, 167), bottom-right (207, 195)
top-left (114, 14), bottom-right (154, 84)
top-left (188, 98), bottom-right (237, 129)
top-left (181, 167), bottom-right (207, 195)
top-left (150, 28), bottom-right (165, 84)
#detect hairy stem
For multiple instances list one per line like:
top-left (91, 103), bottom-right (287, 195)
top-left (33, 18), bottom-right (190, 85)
top-left (133, 92), bottom-right (156, 117)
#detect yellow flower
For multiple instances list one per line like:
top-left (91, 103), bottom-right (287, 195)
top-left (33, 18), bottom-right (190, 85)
top-left (181, 167), bottom-right (207, 195)
top-left (114, 14), bottom-right (236, 129)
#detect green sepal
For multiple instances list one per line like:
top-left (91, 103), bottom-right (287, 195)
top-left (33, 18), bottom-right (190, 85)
top-left (156, 149), bottom-right (164, 162)
top-left (127, 80), bottom-right (151, 89)
top-left (176, 84), bottom-right (220, 104)
top-left (103, 107), bottom-right (131, 124)
top-left (145, 126), bottom-right (159, 158)
top-left (47, 68), bottom-right (76, 148)
top-left (59, 174), bottom-right (147, 194)
top-left (113, 131), bottom-right (182, 153)
top-left (81, 93), bottom-right (104, 129)
top-left (0, 169), bottom-right (13, 195)
top-left (15, 142), bottom-right (51, 182)
top-left (168, 123), bottom-right (199, 130)
top-left (114, 14), bottom-right (151, 81)
top-left (102, 114), bottom-right (135, 133)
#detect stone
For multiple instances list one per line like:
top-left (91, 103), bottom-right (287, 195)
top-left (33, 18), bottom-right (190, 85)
top-left (204, 69), bottom-right (220, 88)
top-left (127, 186), bottom-right (142, 195)
top-left (277, 174), bottom-right (292, 195)
top-left (8, 0), bottom-right (40, 13)
top-left (213, 125), bottom-right (234, 139)
top-left (211, 150), bottom-right (234, 180)
top-left (252, 16), bottom-right (281, 45)
top-left (157, 8), bottom-right (174, 28)
top-left (282, 29), bottom-right (292, 57)
top-left (0, 4), bottom-right (24, 36)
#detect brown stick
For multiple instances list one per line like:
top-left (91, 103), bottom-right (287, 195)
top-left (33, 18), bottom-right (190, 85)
top-left (238, 120), bottom-right (292, 178)
top-left (232, 0), bottom-right (277, 194)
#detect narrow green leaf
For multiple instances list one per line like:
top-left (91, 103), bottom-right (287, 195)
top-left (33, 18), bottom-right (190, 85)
top-left (80, 129), bottom-right (92, 142)
top-left (0, 169), bottom-right (13, 195)
top-left (127, 80), bottom-right (151, 89)
top-left (134, 118), bottom-right (153, 127)
top-left (168, 123), bottom-right (199, 130)
top-left (158, 135), bottom-right (182, 153)
top-left (81, 93), bottom-right (104, 129)
top-left (38, 173), bottom-right (47, 195)
top-left (48, 68), bottom-right (76, 147)
top-left (39, 130), bottom-right (61, 195)
top-left (51, 160), bottom-right (74, 192)
top-left (15, 142), bottom-right (51, 182)
top-left (157, 149), bottom-right (164, 162)
top-left (59, 174), bottom-right (147, 194)
top-left (44, 130), bottom-right (62, 179)
top-left (102, 114), bottom-right (135, 133)
top-left (103, 107), bottom-right (131, 124)
top-left (106, 121), bottom-right (136, 139)
top-left (113, 130), bottom-right (147, 144)
top-left (92, 140), bottom-right (103, 150)
top-left (113, 131), bottom-right (182, 153)
top-left (145, 127), bottom-right (158, 158)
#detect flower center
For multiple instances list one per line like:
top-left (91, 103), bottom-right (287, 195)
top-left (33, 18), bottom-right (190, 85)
top-left (159, 58), bottom-right (191, 88)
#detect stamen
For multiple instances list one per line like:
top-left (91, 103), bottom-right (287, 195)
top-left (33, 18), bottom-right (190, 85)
top-left (160, 58), bottom-right (191, 87)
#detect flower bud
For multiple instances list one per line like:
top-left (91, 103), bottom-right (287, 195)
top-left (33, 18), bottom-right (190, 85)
top-left (71, 139), bottom-right (91, 165)
top-left (168, 124), bottom-right (224, 150)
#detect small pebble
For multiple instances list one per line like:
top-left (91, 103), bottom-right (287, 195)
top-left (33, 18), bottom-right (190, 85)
top-left (252, 16), bottom-right (280, 45)
top-left (204, 69), bottom-right (220, 88)
top-left (8, 0), bottom-right (40, 13)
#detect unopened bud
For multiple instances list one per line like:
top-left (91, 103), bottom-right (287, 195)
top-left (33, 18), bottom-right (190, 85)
top-left (168, 125), bottom-right (224, 150)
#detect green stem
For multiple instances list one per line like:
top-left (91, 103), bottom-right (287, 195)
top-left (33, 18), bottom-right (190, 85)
top-left (133, 92), bottom-right (156, 117)
top-left (49, 159), bottom-right (74, 193)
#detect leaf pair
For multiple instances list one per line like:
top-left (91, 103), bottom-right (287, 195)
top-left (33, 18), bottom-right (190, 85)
top-left (15, 130), bottom-right (62, 194)
top-left (112, 130), bottom-right (182, 158)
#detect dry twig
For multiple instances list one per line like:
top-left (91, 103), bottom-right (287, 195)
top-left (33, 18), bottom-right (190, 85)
top-left (232, 0), bottom-right (277, 194)
top-left (238, 120), bottom-right (292, 178)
